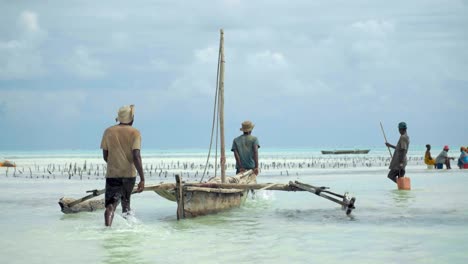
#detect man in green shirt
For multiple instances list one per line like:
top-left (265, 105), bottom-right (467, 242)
top-left (231, 121), bottom-right (260, 175)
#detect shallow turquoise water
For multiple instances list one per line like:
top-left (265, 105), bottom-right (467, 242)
top-left (1, 164), bottom-right (468, 264)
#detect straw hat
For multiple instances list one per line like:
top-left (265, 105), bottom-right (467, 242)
top-left (115, 104), bottom-right (135, 123)
top-left (240, 121), bottom-right (254, 132)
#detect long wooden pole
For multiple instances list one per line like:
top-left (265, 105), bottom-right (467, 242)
top-left (219, 29), bottom-right (226, 183)
top-left (380, 121), bottom-right (393, 158)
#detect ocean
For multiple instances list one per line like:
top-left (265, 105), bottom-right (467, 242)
top-left (1, 147), bottom-right (467, 264)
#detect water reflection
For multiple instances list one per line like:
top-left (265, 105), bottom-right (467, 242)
top-left (101, 228), bottom-right (148, 264)
top-left (390, 189), bottom-right (415, 207)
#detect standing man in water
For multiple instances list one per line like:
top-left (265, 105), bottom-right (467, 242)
top-left (385, 122), bottom-right (410, 183)
top-left (101, 104), bottom-right (145, 227)
top-left (231, 120), bottom-right (260, 175)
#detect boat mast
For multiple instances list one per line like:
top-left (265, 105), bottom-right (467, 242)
top-left (219, 29), bottom-right (226, 183)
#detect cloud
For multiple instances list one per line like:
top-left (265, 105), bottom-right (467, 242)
top-left (19, 10), bottom-right (41, 33)
top-left (246, 50), bottom-right (288, 71)
top-left (350, 19), bottom-right (395, 38)
top-left (0, 0), bottom-right (467, 149)
top-left (0, 10), bottom-right (47, 80)
top-left (1, 89), bottom-right (88, 123)
top-left (63, 46), bottom-right (106, 78)
top-left (195, 46), bottom-right (218, 64)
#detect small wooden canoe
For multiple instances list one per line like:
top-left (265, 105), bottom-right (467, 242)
top-left (321, 149), bottom-right (370, 155)
top-left (0, 160), bottom-right (16, 167)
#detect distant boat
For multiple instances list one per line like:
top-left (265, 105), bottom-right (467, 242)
top-left (0, 160), bottom-right (16, 167)
top-left (321, 149), bottom-right (370, 155)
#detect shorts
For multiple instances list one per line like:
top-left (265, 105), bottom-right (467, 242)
top-left (105, 177), bottom-right (136, 207)
top-left (387, 169), bottom-right (405, 183)
top-left (436, 163), bottom-right (444, 169)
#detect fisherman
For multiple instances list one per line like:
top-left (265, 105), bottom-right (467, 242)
top-left (385, 122), bottom-right (410, 183)
top-left (424, 144), bottom-right (436, 168)
top-left (435, 145), bottom-right (454, 169)
top-left (231, 120), bottom-right (260, 175)
top-left (100, 104), bottom-right (145, 227)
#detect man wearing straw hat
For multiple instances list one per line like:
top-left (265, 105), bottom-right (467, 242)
top-left (385, 122), bottom-right (410, 183)
top-left (100, 104), bottom-right (145, 227)
top-left (231, 121), bottom-right (260, 175)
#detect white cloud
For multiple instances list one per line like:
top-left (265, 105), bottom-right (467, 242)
top-left (64, 46), bottom-right (106, 78)
top-left (350, 19), bottom-right (395, 38)
top-left (246, 50), bottom-right (288, 70)
top-left (0, 10), bottom-right (47, 80)
top-left (1, 89), bottom-right (88, 123)
top-left (19, 11), bottom-right (40, 33)
top-left (195, 46), bottom-right (218, 64)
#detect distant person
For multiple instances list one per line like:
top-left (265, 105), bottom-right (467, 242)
top-left (385, 122), bottom-right (410, 183)
top-left (435, 145), bottom-right (454, 169)
top-left (231, 120), bottom-right (260, 175)
top-left (424, 144), bottom-right (436, 168)
top-left (458, 147), bottom-right (468, 169)
top-left (100, 104), bottom-right (145, 227)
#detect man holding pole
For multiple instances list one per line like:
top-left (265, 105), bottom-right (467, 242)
top-left (385, 122), bottom-right (410, 183)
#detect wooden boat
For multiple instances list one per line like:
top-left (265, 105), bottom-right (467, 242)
top-left (60, 29), bottom-right (257, 219)
top-left (154, 29), bottom-right (258, 219)
top-left (0, 160), bottom-right (16, 167)
top-left (58, 30), bottom-right (356, 218)
top-left (59, 176), bottom-right (356, 216)
top-left (321, 149), bottom-right (370, 155)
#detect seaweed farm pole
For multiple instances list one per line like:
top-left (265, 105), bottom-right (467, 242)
top-left (218, 29), bottom-right (226, 183)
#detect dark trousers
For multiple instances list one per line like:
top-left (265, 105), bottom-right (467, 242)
top-left (387, 169), bottom-right (405, 183)
top-left (105, 177), bottom-right (136, 213)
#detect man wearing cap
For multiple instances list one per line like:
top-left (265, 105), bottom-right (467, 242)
top-left (100, 104), bottom-right (145, 227)
top-left (435, 145), bottom-right (454, 169)
top-left (385, 122), bottom-right (410, 183)
top-left (231, 121), bottom-right (260, 175)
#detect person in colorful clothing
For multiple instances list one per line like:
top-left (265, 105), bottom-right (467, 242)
top-left (424, 144), bottom-right (436, 168)
top-left (385, 122), bottom-right (410, 183)
top-left (231, 121), bottom-right (260, 175)
top-left (458, 147), bottom-right (468, 169)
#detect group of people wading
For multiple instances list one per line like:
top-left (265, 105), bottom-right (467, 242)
top-left (100, 105), bottom-right (260, 227)
top-left (380, 122), bottom-right (466, 186)
top-left (425, 144), bottom-right (468, 170)
top-left (99, 105), bottom-right (465, 227)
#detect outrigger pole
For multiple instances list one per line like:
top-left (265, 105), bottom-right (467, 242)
top-left (60, 175), bottom-right (356, 215)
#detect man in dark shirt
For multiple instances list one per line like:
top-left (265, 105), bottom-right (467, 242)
top-left (385, 122), bottom-right (410, 183)
top-left (231, 121), bottom-right (260, 175)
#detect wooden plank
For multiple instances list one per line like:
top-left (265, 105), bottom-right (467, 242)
top-left (186, 186), bottom-right (244, 193)
top-left (68, 189), bottom-right (105, 207)
top-left (184, 182), bottom-right (296, 191)
top-left (289, 181), bottom-right (356, 215)
top-left (289, 181), bottom-right (345, 206)
top-left (175, 175), bottom-right (185, 220)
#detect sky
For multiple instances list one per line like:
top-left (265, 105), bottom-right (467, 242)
top-left (0, 0), bottom-right (467, 151)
